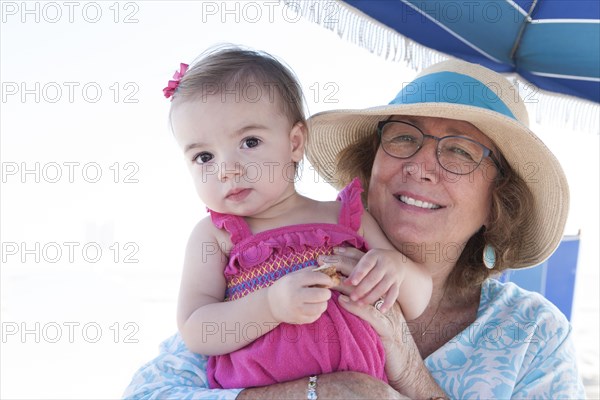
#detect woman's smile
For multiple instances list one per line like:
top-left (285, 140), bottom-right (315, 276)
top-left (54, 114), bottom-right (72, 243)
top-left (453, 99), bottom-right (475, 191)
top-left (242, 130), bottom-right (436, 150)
top-left (394, 193), bottom-right (443, 211)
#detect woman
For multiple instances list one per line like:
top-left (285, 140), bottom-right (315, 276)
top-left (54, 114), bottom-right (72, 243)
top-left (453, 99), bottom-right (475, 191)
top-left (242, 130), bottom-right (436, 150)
top-left (124, 60), bottom-right (585, 399)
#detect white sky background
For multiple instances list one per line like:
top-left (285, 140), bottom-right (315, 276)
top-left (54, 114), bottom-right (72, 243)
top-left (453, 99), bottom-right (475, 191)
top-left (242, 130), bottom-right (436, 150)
top-left (0, 1), bottom-right (598, 398)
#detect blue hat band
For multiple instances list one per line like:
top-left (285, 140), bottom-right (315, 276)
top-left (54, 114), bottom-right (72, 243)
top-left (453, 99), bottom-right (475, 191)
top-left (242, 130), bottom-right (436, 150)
top-left (390, 71), bottom-right (516, 120)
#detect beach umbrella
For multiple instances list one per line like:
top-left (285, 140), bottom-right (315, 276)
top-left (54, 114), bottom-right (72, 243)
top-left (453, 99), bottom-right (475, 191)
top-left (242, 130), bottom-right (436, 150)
top-left (291, 0), bottom-right (600, 130)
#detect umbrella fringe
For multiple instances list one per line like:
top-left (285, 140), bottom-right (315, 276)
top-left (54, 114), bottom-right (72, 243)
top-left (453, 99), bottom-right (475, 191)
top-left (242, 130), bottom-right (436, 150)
top-left (285, 0), bottom-right (600, 134)
top-left (531, 89), bottom-right (600, 135)
top-left (283, 0), bottom-right (448, 68)
top-left (508, 76), bottom-right (600, 134)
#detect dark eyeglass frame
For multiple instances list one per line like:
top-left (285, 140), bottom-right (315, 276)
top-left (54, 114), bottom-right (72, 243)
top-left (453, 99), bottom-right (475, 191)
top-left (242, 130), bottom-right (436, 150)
top-left (377, 120), bottom-right (503, 175)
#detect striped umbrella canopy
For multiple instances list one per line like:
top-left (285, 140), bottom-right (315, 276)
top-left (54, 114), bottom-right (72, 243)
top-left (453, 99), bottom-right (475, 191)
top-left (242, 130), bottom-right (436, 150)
top-left (292, 0), bottom-right (600, 130)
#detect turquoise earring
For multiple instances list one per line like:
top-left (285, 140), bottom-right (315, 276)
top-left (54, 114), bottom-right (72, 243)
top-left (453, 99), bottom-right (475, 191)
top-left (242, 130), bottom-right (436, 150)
top-left (483, 244), bottom-right (496, 269)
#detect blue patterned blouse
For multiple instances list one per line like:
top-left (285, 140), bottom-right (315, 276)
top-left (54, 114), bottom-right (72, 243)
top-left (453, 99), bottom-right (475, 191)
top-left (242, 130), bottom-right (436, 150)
top-left (123, 279), bottom-right (585, 399)
top-left (425, 279), bottom-right (585, 398)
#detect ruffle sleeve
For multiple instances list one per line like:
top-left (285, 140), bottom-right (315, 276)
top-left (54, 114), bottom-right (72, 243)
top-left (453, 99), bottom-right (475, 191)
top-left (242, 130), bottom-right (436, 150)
top-left (336, 177), bottom-right (365, 232)
top-left (208, 208), bottom-right (252, 245)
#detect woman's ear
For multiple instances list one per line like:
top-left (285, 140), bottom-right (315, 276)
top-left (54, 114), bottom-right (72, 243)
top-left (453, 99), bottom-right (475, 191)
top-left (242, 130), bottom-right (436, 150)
top-left (289, 122), bottom-right (307, 163)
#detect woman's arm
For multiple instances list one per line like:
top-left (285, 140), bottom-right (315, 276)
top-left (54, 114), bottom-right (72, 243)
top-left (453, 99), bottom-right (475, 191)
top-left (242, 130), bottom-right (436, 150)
top-left (122, 334), bottom-right (242, 400)
top-left (236, 371), bottom-right (407, 400)
top-left (123, 335), bottom-right (406, 400)
top-left (338, 295), bottom-right (448, 399)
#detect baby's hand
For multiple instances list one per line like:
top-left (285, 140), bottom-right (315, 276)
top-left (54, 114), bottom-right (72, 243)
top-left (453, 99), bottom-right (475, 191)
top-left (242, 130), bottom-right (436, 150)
top-left (267, 267), bottom-right (333, 324)
top-left (345, 249), bottom-right (405, 313)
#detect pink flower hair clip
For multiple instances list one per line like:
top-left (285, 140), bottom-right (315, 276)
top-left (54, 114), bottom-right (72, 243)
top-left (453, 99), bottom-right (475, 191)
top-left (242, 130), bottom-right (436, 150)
top-left (163, 63), bottom-right (189, 100)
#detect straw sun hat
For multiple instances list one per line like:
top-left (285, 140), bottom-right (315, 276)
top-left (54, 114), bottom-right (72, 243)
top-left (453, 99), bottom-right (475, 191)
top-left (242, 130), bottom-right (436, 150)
top-left (306, 59), bottom-right (569, 268)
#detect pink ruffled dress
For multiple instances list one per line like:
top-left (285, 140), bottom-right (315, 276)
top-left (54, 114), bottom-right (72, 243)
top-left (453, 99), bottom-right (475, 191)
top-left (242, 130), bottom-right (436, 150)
top-left (206, 179), bottom-right (387, 389)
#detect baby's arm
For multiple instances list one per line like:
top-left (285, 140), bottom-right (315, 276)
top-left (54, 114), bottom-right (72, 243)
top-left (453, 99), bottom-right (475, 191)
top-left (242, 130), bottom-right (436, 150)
top-left (348, 211), bottom-right (432, 319)
top-left (177, 218), bottom-right (334, 356)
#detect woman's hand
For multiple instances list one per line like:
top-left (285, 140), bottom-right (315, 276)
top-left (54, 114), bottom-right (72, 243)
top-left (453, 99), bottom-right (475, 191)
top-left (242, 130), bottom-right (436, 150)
top-left (338, 292), bottom-right (411, 387)
top-left (320, 247), bottom-right (447, 400)
top-left (339, 293), bottom-right (448, 400)
top-left (319, 247), bottom-right (409, 382)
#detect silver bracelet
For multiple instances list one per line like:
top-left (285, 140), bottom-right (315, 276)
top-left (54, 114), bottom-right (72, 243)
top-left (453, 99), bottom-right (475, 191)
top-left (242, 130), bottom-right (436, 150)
top-left (307, 375), bottom-right (318, 400)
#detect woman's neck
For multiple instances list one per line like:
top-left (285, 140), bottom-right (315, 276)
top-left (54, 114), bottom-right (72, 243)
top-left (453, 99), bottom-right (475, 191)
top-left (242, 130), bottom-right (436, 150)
top-left (412, 278), bottom-right (481, 359)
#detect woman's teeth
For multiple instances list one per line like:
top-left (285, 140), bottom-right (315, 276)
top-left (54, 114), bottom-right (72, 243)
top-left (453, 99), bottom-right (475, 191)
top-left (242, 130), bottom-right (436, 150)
top-left (398, 195), bottom-right (441, 209)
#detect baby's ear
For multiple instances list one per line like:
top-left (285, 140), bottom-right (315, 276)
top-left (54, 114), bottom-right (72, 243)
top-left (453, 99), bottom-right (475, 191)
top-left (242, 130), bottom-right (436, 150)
top-left (289, 122), bottom-right (306, 162)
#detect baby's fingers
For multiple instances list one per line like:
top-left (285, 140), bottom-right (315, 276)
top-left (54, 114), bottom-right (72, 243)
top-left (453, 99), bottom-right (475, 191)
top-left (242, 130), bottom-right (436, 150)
top-left (302, 286), bottom-right (333, 303)
top-left (292, 267), bottom-right (336, 288)
top-left (346, 254), bottom-right (377, 287)
top-left (349, 266), bottom-right (385, 302)
top-left (378, 285), bottom-right (400, 314)
top-left (296, 301), bottom-right (329, 324)
top-left (356, 278), bottom-right (396, 307)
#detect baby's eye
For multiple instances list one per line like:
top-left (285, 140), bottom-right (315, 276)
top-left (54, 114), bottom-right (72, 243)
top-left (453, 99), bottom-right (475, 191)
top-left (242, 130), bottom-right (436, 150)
top-left (193, 152), bottom-right (214, 164)
top-left (242, 137), bottom-right (261, 149)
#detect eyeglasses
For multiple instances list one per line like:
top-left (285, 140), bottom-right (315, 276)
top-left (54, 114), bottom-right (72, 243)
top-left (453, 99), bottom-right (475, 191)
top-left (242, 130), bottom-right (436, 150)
top-left (377, 120), bottom-right (502, 175)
